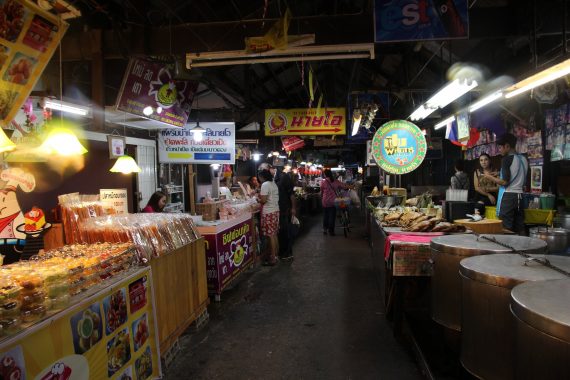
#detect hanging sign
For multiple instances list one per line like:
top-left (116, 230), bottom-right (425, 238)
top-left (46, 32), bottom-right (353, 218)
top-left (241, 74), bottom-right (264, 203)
top-left (0, 0), bottom-right (68, 126)
top-left (281, 136), bottom-right (305, 152)
top-left (116, 58), bottom-right (199, 128)
top-left (0, 268), bottom-right (161, 380)
top-left (371, 120), bottom-right (427, 174)
top-left (530, 166), bottom-right (542, 194)
top-left (100, 188), bottom-right (128, 215)
top-left (456, 111), bottom-right (470, 141)
top-left (265, 108), bottom-right (346, 136)
top-left (374, 0), bottom-right (469, 43)
top-left (157, 122), bottom-right (236, 164)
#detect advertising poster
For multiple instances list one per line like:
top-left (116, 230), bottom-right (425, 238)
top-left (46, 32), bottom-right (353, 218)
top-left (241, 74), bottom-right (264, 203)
top-left (204, 217), bottom-right (254, 294)
top-left (0, 268), bottom-right (161, 379)
top-left (116, 57), bottom-right (199, 128)
top-left (374, 0), bottom-right (469, 43)
top-left (456, 112), bottom-right (470, 141)
top-left (281, 136), bottom-right (305, 152)
top-left (371, 120), bottom-right (427, 174)
top-left (530, 166), bottom-right (543, 194)
top-left (0, 0), bottom-right (68, 125)
top-left (100, 188), bottom-right (129, 215)
top-left (265, 108), bottom-right (346, 136)
top-left (157, 122), bottom-right (236, 164)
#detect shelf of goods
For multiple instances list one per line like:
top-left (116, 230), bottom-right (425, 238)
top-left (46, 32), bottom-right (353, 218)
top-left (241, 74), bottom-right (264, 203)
top-left (191, 213), bottom-right (255, 297)
top-left (0, 244), bottom-right (161, 379)
top-left (77, 214), bottom-right (209, 356)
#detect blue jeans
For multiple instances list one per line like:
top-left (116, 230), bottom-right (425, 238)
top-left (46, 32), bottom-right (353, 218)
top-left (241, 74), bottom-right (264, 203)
top-left (323, 207), bottom-right (336, 233)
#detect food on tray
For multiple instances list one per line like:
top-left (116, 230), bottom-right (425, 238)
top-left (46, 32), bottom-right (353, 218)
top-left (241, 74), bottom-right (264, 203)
top-left (399, 211), bottom-right (424, 227)
top-left (381, 209), bottom-right (468, 233)
top-left (24, 206), bottom-right (46, 231)
top-left (21, 303), bottom-right (46, 323)
top-left (0, 316), bottom-right (20, 335)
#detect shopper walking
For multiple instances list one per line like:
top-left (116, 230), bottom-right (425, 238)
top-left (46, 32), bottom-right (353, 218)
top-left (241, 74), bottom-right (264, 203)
top-left (450, 159), bottom-right (470, 190)
top-left (483, 133), bottom-right (528, 234)
top-left (142, 191), bottom-right (167, 213)
top-left (258, 169), bottom-right (280, 265)
top-left (273, 167), bottom-right (296, 261)
top-left (320, 169), bottom-right (349, 236)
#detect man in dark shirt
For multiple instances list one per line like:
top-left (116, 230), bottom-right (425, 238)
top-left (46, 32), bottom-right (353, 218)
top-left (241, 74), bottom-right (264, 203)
top-left (482, 133), bottom-right (528, 234)
top-left (271, 166), bottom-right (296, 260)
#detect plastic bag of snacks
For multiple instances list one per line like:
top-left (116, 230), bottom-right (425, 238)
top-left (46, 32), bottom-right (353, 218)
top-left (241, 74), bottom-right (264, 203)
top-left (59, 193), bottom-right (108, 244)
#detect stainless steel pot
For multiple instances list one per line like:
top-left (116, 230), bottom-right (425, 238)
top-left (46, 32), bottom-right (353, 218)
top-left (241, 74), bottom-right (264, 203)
top-left (511, 279), bottom-right (570, 380)
top-left (430, 234), bottom-right (547, 331)
top-left (460, 254), bottom-right (570, 380)
top-left (554, 212), bottom-right (570, 230)
top-left (529, 227), bottom-right (570, 255)
top-left (367, 195), bottom-right (403, 208)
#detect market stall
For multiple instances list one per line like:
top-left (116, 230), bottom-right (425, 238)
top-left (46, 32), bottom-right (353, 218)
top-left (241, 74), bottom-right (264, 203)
top-left (0, 243), bottom-right (161, 379)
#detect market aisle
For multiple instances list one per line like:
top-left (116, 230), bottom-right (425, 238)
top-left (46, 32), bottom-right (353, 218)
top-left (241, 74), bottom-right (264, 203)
top-left (165, 212), bottom-right (421, 380)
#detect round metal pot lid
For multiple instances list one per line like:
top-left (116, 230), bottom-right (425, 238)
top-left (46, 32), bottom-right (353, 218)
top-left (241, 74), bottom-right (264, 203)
top-left (459, 254), bottom-right (570, 288)
top-left (511, 279), bottom-right (570, 342)
top-left (529, 227), bottom-right (570, 236)
top-left (430, 234), bottom-right (547, 257)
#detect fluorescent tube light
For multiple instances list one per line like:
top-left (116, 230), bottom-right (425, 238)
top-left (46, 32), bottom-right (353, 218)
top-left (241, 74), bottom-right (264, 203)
top-left (409, 79), bottom-right (478, 121)
top-left (469, 90), bottom-right (503, 112)
top-left (351, 112), bottom-right (362, 136)
top-left (505, 58), bottom-right (570, 98)
top-left (434, 116), bottom-right (455, 130)
top-left (44, 100), bottom-right (89, 116)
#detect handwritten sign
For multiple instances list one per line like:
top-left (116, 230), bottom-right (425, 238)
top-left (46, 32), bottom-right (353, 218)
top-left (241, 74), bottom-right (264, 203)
top-left (157, 122), bottom-right (235, 164)
top-left (100, 188), bottom-right (128, 215)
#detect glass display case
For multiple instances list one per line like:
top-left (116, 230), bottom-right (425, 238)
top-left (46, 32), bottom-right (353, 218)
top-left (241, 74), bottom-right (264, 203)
top-left (159, 163), bottom-right (186, 212)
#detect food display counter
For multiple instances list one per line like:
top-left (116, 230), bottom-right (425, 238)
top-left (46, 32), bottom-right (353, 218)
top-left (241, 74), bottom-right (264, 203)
top-left (0, 248), bottom-right (161, 379)
top-left (192, 213), bottom-right (254, 300)
top-left (77, 214), bottom-right (209, 357)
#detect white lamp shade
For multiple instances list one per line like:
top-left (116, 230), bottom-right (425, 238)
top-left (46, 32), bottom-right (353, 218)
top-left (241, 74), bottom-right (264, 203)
top-left (110, 155), bottom-right (142, 174)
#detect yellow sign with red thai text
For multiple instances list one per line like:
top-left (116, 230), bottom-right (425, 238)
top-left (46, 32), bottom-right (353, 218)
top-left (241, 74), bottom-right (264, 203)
top-left (265, 108), bottom-right (346, 136)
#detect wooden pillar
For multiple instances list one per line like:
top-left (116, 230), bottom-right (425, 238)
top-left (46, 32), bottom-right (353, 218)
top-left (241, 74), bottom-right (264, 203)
top-left (90, 29), bottom-right (104, 131)
top-left (188, 164), bottom-right (196, 214)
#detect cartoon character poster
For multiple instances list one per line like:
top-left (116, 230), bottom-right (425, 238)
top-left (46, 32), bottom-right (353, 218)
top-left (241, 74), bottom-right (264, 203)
top-left (0, 168), bottom-right (51, 263)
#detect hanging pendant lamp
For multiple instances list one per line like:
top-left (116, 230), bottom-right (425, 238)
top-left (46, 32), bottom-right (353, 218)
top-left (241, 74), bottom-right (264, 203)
top-left (0, 129), bottom-right (16, 153)
top-left (40, 127), bottom-right (88, 156)
top-left (110, 155), bottom-right (142, 174)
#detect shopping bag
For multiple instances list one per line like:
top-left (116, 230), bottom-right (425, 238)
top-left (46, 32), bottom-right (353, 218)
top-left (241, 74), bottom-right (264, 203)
top-left (348, 189), bottom-right (361, 208)
top-left (290, 215), bottom-right (300, 238)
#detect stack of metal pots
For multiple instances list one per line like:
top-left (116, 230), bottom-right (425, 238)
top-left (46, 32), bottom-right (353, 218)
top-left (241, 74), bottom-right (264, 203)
top-left (430, 234), bottom-right (547, 332)
top-left (511, 279), bottom-right (570, 380)
top-left (459, 254), bottom-right (570, 380)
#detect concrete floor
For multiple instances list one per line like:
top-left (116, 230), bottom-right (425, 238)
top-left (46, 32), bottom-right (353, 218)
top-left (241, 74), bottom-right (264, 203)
top-left (164, 213), bottom-right (422, 380)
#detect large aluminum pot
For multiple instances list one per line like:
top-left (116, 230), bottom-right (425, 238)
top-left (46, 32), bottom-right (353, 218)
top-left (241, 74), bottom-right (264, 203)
top-left (554, 212), bottom-right (570, 230)
top-left (460, 254), bottom-right (570, 380)
top-left (529, 227), bottom-right (570, 255)
top-left (430, 234), bottom-right (547, 331)
top-left (511, 279), bottom-right (570, 380)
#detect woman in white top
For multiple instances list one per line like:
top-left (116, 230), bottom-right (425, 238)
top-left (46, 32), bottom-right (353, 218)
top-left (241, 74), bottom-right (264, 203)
top-left (258, 169), bottom-right (280, 266)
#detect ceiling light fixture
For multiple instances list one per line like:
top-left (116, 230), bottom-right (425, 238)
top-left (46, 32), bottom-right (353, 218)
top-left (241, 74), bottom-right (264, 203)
top-left (410, 79), bottom-right (479, 121)
top-left (434, 116), bottom-right (456, 130)
top-left (505, 58), bottom-right (570, 98)
top-left (469, 90), bottom-right (504, 112)
top-left (142, 106), bottom-right (154, 116)
top-left (190, 123), bottom-right (206, 142)
top-left (186, 43), bottom-right (375, 68)
top-left (351, 110), bottom-right (362, 136)
top-left (110, 155), bottom-right (142, 174)
top-left (44, 99), bottom-right (89, 116)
